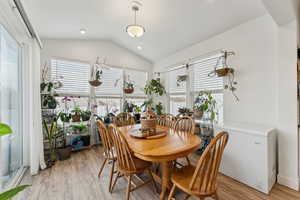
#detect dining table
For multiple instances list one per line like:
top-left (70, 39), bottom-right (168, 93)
top-left (118, 124), bottom-right (201, 200)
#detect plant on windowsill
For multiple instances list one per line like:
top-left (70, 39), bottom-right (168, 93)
top-left (144, 79), bottom-right (166, 96)
top-left (42, 95), bottom-right (58, 109)
top-left (81, 110), bottom-right (92, 121)
top-left (0, 123), bottom-right (30, 200)
top-left (193, 91), bottom-right (217, 121)
top-left (177, 107), bottom-right (193, 117)
top-left (71, 107), bottom-right (82, 122)
top-left (60, 112), bottom-right (71, 123)
top-left (133, 105), bottom-right (142, 122)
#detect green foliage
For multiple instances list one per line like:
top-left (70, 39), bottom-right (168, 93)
top-left (144, 79), bottom-right (166, 96)
top-left (70, 123), bottom-right (88, 132)
top-left (0, 185), bottom-right (30, 200)
top-left (95, 70), bottom-right (103, 81)
top-left (194, 91), bottom-right (218, 121)
top-left (134, 105), bottom-right (142, 113)
top-left (123, 101), bottom-right (135, 113)
top-left (141, 98), bottom-right (155, 112)
top-left (0, 125), bottom-right (30, 199)
top-left (81, 110), bottom-right (91, 121)
top-left (40, 82), bottom-right (54, 93)
top-left (178, 107), bottom-right (193, 116)
top-left (0, 123), bottom-right (12, 137)
top-left (71, 107), bottom-right (82, 115)
top-left (60, 112), bottom-right (71, 122)
top-left (155, 102), bottom-right (164, 115)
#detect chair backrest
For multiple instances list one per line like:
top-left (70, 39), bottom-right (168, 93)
top-left (96, 120), bottom-right (114, 159)
top-left (174, 116), bottom-right (195, 134)
top-left (189, 131), bottom-right (229, 195)
top-left (114, 112), bottom-right (135, 127)
top-left (157, 114), bottom-right (176, 128)
top-left (109, 124), bottom-right (136, 172)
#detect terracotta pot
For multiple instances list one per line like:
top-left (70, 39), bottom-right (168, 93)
top-left (89, 80), bottom-right (102, 87)
top-left (72, 114), bottom-right (81, 122)
top-left (124, 88), bottom-right (134, 94)
top-left (193, 110), bottom-right (204, 119)
top-left (215, 68), bottom-right (234, 77)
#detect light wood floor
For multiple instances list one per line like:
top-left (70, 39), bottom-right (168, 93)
top-left (15, 146), bottom-right (300, 200)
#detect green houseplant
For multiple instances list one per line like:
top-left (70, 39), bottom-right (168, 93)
top-left (144, 79), bottom-right (166, 96)
top-left (0, 123), bottom-right (30, 200)
top-left (155, 102), bottom-right (164, 116)
top-left (193, 91), bottom-right (217, 121)
top-left (60, 112), bottom-right (71, 123)
top-left (81, 110), bottom-right (91, 121)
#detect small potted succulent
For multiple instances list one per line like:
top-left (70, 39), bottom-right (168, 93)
top-left (81, 110), bottom-right (92, 121)
top-left (193, 91), bottom-right (217, 121)
top-left (71, 107), bottom-right (82, 122)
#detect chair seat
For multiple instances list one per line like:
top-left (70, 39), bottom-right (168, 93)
top-left (118, 156), bottom-right (152, 174)
top-left (171, 165), bottom-right (216, 197)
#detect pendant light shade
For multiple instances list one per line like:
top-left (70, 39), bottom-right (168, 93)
top-left (126, 3), bottom-right (145, 38)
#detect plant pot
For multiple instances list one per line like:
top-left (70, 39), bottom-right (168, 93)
top-left (57, 146), bottom-right (72, 161)
top-left (82, 115), bottom-right (90, 121)
top-left (215, 68), bottom-right (234, 77)
top-left (72, 114), bottom-right (81, 122)
top-left (193, 110), bottom-right (204, 119)
top-left (134, 113), bottom-right (141, 122)
top-left (104, 117), bottom-right (110, 124)
top-left (124, 88), bottom-right (134, 94)
top-left (89, 80), bottom-right (102, 87)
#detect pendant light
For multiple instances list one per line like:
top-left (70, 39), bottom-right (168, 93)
top-left (126, 2), bottom-right (145, 38)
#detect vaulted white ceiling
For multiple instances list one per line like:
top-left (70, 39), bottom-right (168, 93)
top-left (22, 0), bottom-right (267, 62)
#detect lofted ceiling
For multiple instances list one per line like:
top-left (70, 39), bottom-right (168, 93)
top-left (22, 0), bottom-right (267, 62)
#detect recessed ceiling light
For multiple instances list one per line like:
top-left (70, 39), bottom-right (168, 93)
top-left (137, 46), bottom-right (142, 50)
top-left (80, 28), bottom-right (87, 35)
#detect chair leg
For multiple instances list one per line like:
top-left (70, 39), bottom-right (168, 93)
top-left (108, 160), bottom-right (115, 192)
top-left (126, 175), bottom-right (132, 200)
top-left (147, 169), bottom-right (159, 193)
top-left (168, 184), bottom-right (176, 200)
top-left (98, 158), bottom-right (107, 177)
top-left (110, 171), bottom-right (121, 193)
top-left (185, 156), bottom-right (191, 166)
top-left (213, 192), bottom-right (219, 200)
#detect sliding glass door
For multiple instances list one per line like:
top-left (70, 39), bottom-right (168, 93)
top-left (0, 25), bottom-right (23, 189)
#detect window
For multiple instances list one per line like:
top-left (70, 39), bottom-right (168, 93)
top-left (95, 98), bottom-right (121, 117)
top-left (51, 59), bottom-right (90, 96)
top-left (170, 95), bottom-right (186, 116)
top-left (0, 25), bottom-right (23, 188)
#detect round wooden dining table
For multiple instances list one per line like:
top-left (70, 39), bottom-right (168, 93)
top-left (118, 125), bottom-right (201, 200)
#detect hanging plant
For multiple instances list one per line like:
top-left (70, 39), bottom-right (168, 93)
top-left (176, 75), bottom-right (188, 87)
top-left (89, 57), bottom-right (103, 87)
top-left (208, 51), bottom-right (239, 101)
top-left (144, 79), bottom-right (166, 96)
top-left (124, 75), bottom-right (135, 94)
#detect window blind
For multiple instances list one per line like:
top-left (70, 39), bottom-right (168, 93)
top-left (95, 67), bottom-right (123, 97)
top-left (168, 67), bottom-right (187, 94)
top-left (124, 69), bottom-right (147, 96)
top-left (51, 59), bottom-right (90, 95)
top-left (191, 55), bottom-right (224, 92)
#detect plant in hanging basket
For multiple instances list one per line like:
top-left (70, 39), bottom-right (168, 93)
top-left (215, 67), bottom-right (234, 77)
top-left (124, 75), bottom-right (135, 94)
top-left (144, 79), bottom-right (166, 96)
top-left (89, 70), bottom-right (103, 87)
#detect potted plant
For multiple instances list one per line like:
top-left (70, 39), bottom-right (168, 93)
top-left (81, 110), bottom-right (91, 121)
top-left (0, 123), bottom-right (30, 199)
top-left (56, 122), bottom-right (72, 161)
top-left (89, 57), bottom-right (103, 87)
top-left (60, 112), bottom-right (71, 123)
top-left (193, 91), bottom-right (217, 121)
top-left (177, 107), bottom-right (193, 117)
top-left (141, 98), bottom-right (155, 112)
top-left (124, 75), bottom-right (135, 94)
top-left (144, 79), bottom-right (166, 96)
top-left (123, 100), bottom-right (135, 113)
top-left (155, 102), bottom-right (164, 116)
top-left (42, 95), bottom-right (58, 109)
top-left (71, 107), bottom-right (82, 122)
top-left (176, 75), bottom-right (188, 86)
top-left (133, 105), bottom-right (142, 122)
top-left (104, 113), bottom-right (115, 124)
top-left (70, 123), bottom-right (88, 134)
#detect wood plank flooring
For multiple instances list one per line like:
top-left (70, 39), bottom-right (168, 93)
top-left (14, 146), bottom-right (300, 200)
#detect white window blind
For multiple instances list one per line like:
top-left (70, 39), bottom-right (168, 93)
top-left (191, 55), bottom-right (224, 92)
top-left (95, 67), bottom-right (123, 97)
top-left (168, 67), bottom-right (187, 94)
top-left (125, 69), bottom-right (147, 96)
top-left (51, 59), bottom-right (90, 95)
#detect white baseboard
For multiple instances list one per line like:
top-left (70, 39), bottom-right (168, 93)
top-left (277, 174), bottom-right (299, 191)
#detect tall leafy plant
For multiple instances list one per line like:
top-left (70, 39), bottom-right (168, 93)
top-left (0, 123), bottom-right (30, 200)
top-left (144, 79), bottom-right (166, 96)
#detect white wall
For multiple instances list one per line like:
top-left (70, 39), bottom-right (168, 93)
top-left (154, 15), bottom-right (299, 190)
top-left (41, 39), bottom-right (153, 72)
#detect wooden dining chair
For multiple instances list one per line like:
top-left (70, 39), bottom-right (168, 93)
top-left (157, 113), bottom-right (176, 128)
top-left (168, 131), bottom-right (229, 200)
top-left (96, 120), bottom-right (116, 192)
top-left (114, 112), bottom-right (135, 127)
top-left (108, 124), bottom-right (157, 200)
top-left (174, 116), bottom-right (195, 166)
